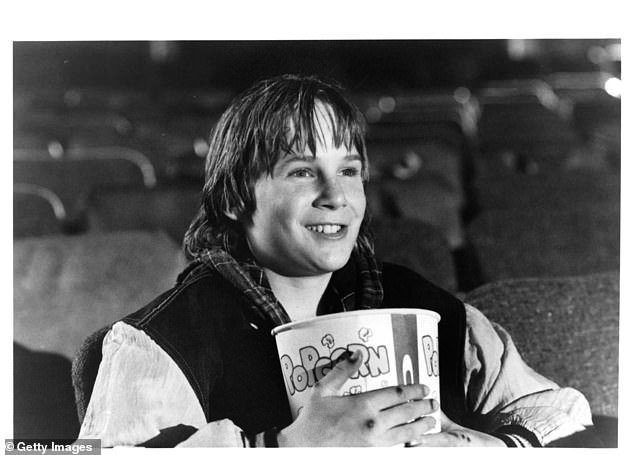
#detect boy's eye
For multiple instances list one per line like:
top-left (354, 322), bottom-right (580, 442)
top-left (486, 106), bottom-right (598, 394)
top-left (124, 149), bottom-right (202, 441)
top-left (341, 167), bottom-right (361, 177)
top-left (288, 168), bottom-right (314, 178)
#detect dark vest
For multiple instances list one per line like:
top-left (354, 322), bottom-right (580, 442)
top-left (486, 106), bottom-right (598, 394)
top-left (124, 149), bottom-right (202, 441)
top-left (121, 261), bottom-right (468, 437)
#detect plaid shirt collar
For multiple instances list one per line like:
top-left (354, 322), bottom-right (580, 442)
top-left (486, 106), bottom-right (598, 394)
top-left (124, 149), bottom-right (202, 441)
top-left (197, 247), bottom-right (383, 328)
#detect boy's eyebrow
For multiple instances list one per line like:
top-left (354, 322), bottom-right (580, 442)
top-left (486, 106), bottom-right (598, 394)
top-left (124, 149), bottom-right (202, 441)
top-left (343, 153), bottom-right (363, 163)
top-left (277, 153), bottom-right (363, 166)
top-left (277, 155), bottom-right (315, 166)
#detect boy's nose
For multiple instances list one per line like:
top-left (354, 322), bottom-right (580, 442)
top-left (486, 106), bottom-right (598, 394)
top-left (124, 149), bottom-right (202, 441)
top-left (313, 177), bottom-right (346, 209)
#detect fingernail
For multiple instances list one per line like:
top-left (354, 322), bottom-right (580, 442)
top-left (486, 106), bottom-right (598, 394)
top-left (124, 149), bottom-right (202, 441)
top-left (349, 349), bottom-right (361, 362)
top-left (421, 384), bottom-right (430, 396)
top-left (334, 350), bottom-right (353, 364)
top-left (431, 399), bottom-right (440, 411)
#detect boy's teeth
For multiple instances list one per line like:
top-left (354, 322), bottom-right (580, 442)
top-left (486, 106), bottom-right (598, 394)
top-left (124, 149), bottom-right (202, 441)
top-left (308, 224), bottom-right (342, 234)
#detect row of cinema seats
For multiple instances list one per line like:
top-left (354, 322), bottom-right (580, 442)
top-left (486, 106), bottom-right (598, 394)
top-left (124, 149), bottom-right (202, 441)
top-left (13, 75), bottom-right (620, 445)
top-left (362, 75), bottom-right (619, 290)
top-left (14, 75), bottom-right (620, 283)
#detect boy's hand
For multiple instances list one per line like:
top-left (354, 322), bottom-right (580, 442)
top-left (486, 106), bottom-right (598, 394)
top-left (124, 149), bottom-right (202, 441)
top-left (410, 410), bottom-right (506, 447)
top-left (277, 350), bottom-right (438, 447)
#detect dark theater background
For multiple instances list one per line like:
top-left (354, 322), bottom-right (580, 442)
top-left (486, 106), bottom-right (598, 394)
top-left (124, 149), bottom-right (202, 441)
top-left (13, 40), bottom-right (621, 446)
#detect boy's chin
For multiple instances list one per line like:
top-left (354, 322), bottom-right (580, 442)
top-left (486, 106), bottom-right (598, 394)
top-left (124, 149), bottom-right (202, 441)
top-left (315, 253), bottom-right (353, 274)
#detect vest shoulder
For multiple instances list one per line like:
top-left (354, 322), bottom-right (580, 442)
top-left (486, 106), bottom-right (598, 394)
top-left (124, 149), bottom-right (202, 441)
top-left (381, 262), bottom-right (463, 308)
top-left (122, 263), bottom-right (240, 328)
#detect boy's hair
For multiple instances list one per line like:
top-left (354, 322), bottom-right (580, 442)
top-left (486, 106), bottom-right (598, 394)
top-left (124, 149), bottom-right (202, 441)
top-left (184, 74), bottom-right (373, 259)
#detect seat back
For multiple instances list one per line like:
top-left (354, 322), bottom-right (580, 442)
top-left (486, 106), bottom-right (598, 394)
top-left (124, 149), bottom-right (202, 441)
top-left (14, 231), bottom-right (187, 434)
top-left (13, 151), bottom-right (155, 218)
top-left (464, 271), bottom-right (619, 417)
top-left (71, 326), bottom-right (111, 424)
top-left (14, 183), bottom-right (67, 237)
top-left (467, 202), bottom-right (620, 281)
top-left (86, 185), bottom-right (200, 244)
top-left (14, 230), bottom-right (186, 360)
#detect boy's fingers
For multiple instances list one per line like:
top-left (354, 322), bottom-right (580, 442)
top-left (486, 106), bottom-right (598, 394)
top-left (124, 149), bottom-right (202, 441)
top-left (315, 349), bottom-right (363, 396)
top-left (385, 415), bottom-right (437, 445)
top-left (364, 383), bottom-right (430, 411)
top-left (379, 398), bottom-right (438, 429)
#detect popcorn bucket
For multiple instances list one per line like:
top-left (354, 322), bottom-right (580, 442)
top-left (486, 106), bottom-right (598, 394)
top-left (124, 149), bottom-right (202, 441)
top-left (271, 309), bottom-right (441, 434)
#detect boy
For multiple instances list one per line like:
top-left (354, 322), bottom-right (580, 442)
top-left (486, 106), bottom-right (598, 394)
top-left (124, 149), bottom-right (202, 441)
top-left (77, 74), bottom-right (592, 447)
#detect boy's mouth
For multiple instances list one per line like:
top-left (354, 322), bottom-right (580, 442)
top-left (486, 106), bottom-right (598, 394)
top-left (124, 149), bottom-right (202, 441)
top-left (305, 223), bottom-right (348, 239)
top-left (306, 224), bottom-right (344, 234)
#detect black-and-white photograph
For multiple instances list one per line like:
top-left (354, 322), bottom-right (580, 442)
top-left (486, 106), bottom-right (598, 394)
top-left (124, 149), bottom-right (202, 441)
top-left (8, 4), bottom-right (624, 450)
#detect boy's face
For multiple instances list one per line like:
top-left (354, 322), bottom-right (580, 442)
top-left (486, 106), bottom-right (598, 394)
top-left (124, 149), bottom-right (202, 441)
top-left (243, 109), bottom-right (366, 277)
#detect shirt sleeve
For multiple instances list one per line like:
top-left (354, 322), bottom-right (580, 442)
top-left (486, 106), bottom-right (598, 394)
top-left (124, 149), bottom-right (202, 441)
top-left (78, 321), bottom-right (245, 447)
top-left (462, 304), bottom-right (593, 446)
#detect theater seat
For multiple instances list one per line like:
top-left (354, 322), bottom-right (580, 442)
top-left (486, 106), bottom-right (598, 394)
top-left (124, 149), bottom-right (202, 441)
top-left (13, 149), bottom-right (157, 220)
top-left (474, 168), bottom-right (620, 212)
top-left (14, 230), bottom-right (186, 360)
top-left (370, 173), bottom-right (465, 250)
top-left (14, 184), bottom-right (67, 237)
top-left (14, 230), bottom-right (187, 438)
top-left (464, 271), bottom-right (619, 447)
top-left (367, 138), bottom-right (465, 194)
top-left (71, 327), bottom-right (111, 425)
top-left (86, 185), bottom-right (201, 244)
top-left (476, 81), bottom-right (580, 162)
top-left (467, 202), bottom-right (620, 282)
